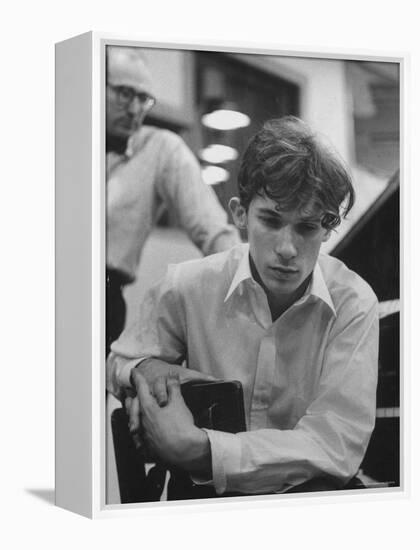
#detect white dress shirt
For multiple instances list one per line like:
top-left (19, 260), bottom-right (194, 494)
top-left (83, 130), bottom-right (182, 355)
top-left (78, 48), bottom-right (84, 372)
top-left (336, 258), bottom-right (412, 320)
top-left (107, 125), bottom-right (240, 280)
top-left (107, 243), bottom-right (379, 494)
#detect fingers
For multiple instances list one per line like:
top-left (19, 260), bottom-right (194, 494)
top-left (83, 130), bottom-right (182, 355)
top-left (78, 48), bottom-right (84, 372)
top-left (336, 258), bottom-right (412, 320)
top-left (153, 375), bottom-right (169, 407)
top-left (123, 387), bottom-right (136, 414)
top-left (135, 371), bottom-right (157, 411)
top-left (128, 395), bottom-right (141, 434)
top-left (167, 374), bottom-right (181, 401)
top-left (124, 395), bottom-right (132, 414)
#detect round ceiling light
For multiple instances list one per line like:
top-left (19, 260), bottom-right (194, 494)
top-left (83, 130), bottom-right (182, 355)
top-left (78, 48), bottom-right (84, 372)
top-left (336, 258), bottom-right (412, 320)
top-left (202, 109), bottom-right (250, 131)
top-left (199, 144), bottom-right (239, 164)
top-left (201, 165), bottom-right (230, 185)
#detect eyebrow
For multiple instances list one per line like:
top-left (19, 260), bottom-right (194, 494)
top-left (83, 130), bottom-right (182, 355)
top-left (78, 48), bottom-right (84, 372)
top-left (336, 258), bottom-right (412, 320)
top-left (298, 215), bottom-right (323, 223)
top-left (257, 207), bottom-right (282, 216)
top-left (257, 207), bottom-right (322, 222)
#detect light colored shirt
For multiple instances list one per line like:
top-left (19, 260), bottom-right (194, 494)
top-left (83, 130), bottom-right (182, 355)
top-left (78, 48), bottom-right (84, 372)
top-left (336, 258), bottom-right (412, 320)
top-left (107, 125), bottom-right (240, 279)
top-left (107, 244), bottom-right (379, 495)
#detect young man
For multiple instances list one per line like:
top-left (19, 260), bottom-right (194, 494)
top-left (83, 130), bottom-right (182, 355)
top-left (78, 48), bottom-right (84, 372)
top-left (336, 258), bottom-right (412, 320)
top-left (107, 116), bottom-right (379, 495)
top-left (106, 46), bottom-right (240, 353)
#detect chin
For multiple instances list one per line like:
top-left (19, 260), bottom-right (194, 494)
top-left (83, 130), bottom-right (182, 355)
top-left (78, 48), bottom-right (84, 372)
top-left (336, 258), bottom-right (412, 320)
top-left (116, 127), bottom-right (135, 138)
top-left (273, 283), bottom-right (300, 296)
top-left (267, 275), bottom-right (303, 296)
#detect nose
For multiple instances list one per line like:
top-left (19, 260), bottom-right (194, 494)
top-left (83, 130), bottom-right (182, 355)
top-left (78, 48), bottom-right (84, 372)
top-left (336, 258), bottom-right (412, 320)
top-left (274, 225), bottom-right (297, 261)
top-left (127, 95), bottom-right (143, 116)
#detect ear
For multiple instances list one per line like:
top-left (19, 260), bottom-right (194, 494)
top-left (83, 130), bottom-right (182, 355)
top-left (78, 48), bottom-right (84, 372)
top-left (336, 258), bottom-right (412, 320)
top-left (229, 197), bottom-right (247, 229)
top-left (322, 229), bottom-right (331, 243)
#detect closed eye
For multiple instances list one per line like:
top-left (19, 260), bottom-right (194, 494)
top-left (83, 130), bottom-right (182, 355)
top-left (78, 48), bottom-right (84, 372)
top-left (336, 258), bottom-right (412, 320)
top-left (258, 214), bottom-right (321, 235)
top-left (296, 223), bottom-right (320, 234)
top-left (259, 216), bottom-right (282, 229)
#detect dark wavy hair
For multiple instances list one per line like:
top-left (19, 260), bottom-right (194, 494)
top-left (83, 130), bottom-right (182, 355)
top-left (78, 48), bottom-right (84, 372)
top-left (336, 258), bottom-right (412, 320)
top-left (237, 116), bottom-right (355, 230)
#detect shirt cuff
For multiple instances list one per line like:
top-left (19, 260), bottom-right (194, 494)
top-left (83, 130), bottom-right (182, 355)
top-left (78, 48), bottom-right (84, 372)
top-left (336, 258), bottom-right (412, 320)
top-left (118, 360), bottom-right (140, 388)
top-left (108, 353), bottom-right (149, 391)
top-left (190, 473), bottom-right (213, 487)
top-left (203, 429), bottom-right (242, 495)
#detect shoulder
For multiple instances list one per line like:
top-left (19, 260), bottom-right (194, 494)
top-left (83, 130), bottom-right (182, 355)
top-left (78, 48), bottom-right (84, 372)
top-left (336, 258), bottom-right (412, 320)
top-left (318, 254), bottom-right (378, 315)
top-left (131, 125), bottom-right (184, 152)
top-left (167, 244), bottom-right (246, 294)
top-left (129, 126), bottom-right (194, 172)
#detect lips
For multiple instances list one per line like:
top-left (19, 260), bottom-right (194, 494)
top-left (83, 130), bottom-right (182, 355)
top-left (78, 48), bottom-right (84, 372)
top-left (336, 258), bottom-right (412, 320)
top-left (268, 266), bottom-right (300, 281)
top-left (270, 265), bottom-right (299, 274)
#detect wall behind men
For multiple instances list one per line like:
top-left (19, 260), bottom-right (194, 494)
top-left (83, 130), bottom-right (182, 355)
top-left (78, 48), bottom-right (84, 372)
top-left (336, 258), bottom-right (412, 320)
top-left (142, 47), bottom-right (195, 127)
top-left (139, 46), bottom-right (388, 255)
top-left (233, 53), bottom-right (354, 164)
top-left (143, 46), bottom-right (354, 166)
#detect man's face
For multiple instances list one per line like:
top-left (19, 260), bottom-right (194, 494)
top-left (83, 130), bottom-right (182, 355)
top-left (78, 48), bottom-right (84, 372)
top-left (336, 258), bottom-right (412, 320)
top-left (106, 50), bottom-right (155, 139)
top-left (231, 193), bottom-right (330, 301)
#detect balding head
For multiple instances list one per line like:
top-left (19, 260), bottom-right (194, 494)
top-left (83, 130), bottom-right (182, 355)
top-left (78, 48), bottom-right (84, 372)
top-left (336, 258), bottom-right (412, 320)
top-left (107, 47), bottom-right (155, 96)
top-left (106, 47), bottom-right (156, 139)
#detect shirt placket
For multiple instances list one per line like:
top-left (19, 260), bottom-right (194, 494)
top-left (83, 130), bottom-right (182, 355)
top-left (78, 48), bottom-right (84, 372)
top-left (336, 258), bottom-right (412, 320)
top-left (249, 284), bottom-right (276, 430)
top-left (250, 331), bottom-right (277, 430)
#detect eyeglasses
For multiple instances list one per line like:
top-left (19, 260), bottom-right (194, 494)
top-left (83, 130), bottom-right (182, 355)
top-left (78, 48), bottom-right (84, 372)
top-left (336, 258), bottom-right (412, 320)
top-left (108, 83), bottom-right (156, 111)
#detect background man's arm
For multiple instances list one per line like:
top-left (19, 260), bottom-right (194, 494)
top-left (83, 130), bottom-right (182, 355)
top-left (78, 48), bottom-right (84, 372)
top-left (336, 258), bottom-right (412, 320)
top-left (156, 133), bottom-right (241, 255)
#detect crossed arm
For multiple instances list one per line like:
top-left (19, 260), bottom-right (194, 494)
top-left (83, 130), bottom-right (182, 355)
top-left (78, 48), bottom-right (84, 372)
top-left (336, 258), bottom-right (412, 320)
top-left (108, 264), bottom-right (379, 495)
top-left (127, 359), bottom-right (213, 478)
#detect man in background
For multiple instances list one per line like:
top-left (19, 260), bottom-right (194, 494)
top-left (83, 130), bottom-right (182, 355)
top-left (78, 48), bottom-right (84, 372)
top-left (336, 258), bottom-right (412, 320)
top-left (106, 46), bottom-right (240, 354)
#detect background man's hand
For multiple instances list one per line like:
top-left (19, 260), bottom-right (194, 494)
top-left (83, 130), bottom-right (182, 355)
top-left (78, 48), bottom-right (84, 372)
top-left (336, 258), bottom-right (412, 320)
top-left (136, 372), bottom-right (212, 476)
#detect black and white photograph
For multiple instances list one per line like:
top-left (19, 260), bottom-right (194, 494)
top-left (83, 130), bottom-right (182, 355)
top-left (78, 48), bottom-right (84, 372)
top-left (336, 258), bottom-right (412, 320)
top-left (104, 43), bottom-right (400, 505)
top-left (6, 0), bottom-right (420, 546)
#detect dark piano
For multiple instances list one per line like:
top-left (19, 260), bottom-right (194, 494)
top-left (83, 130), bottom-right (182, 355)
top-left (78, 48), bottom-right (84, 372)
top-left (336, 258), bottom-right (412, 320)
top-left (331, 170), bottom-right (400, 487)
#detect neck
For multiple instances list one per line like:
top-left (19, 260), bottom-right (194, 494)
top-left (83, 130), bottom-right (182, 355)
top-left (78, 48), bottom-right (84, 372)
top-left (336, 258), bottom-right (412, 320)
top-left (268, 277), bottom-right (310, 321)
top-left (106, 134), bottom-right (129, 155)
top-left (249, 254), bottom-right (311, 322)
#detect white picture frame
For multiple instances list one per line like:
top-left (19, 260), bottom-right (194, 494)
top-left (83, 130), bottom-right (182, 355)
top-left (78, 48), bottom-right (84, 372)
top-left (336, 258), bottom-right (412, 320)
top-left (55, 31), bottom-right (406, 518)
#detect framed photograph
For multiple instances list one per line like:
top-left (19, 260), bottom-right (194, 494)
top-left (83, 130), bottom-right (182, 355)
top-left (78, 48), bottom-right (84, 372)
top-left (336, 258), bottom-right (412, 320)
top-left (55, 32), bottom-right (404, 518)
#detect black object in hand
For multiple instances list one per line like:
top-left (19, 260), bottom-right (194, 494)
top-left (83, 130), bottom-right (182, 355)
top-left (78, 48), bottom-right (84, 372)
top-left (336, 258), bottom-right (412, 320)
top-left (111, 379), bottom-right (246, 502)
top-left (180, 379), bottom-right (246, 433)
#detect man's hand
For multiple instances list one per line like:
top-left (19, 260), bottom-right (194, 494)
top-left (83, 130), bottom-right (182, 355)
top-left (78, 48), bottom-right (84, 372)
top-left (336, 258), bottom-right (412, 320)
top-left (123, 391), bottom-right (143, 450)
top-left (136, 372), bottom-right (212, 476)
top-left (132, 358), bottom-right (216, 405)
top-left (128, 358), bottom-right (215, 439)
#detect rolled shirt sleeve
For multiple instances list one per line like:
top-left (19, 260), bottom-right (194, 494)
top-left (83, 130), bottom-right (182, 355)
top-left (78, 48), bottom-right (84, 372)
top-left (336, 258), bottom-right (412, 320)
top-left (156, 135), bottom-right (241, 255)
top-left (106, 127), bottom-right (240, 280)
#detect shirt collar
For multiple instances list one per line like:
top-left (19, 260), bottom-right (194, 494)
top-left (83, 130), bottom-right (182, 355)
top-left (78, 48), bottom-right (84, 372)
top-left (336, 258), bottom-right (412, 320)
top-left (302, 261), bottom-right (336, 316)
top-left (224, 245), bottom-right (336, 316)
top-left (224, 244), bottom-right (253, 302)
top-left (125, 134), bottom-right (136, 158)
top-left (125, 126), bottom-right (147, 158)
